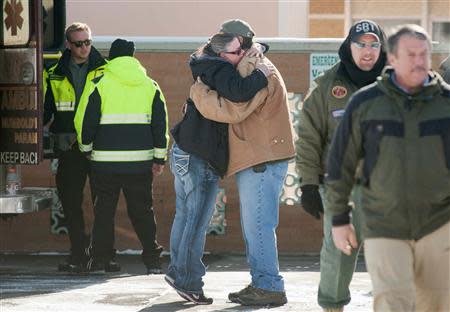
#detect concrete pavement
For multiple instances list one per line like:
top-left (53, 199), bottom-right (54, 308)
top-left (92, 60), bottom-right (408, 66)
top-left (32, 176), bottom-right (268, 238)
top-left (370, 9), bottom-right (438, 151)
top-left (0, 254), bottom-right (372, 311)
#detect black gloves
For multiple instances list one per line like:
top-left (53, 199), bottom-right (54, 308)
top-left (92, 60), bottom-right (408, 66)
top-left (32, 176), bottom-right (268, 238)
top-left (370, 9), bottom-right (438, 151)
top-left (300, 184), bottom-right (324, 219)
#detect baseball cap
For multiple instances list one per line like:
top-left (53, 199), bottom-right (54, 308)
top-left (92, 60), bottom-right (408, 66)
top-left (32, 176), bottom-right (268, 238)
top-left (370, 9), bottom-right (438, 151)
top-left (220, 19), bottom-right (255, 38)
top-left (349, 20), bottom-right (382, 42)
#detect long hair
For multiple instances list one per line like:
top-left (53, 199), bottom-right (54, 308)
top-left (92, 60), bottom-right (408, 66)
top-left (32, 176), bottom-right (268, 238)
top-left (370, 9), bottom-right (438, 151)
top-left (195, 33), bottom-right (237, 57)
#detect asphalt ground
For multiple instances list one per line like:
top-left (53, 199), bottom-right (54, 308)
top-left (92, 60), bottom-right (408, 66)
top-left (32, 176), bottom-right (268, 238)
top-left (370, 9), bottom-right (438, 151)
top-left (0, 254), bottom-right (372, 311)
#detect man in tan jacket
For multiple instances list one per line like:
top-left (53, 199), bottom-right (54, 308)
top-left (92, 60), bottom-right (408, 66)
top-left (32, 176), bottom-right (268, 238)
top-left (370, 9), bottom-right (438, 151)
top-left (190, 55), bottom-right (295, 306)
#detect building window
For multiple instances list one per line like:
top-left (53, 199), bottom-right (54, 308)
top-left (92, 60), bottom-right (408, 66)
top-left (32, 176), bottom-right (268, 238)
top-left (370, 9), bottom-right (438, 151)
top-left (352, 19), bottom-right (421, 36)
top-left (432, 22), bottom-right (450, 44)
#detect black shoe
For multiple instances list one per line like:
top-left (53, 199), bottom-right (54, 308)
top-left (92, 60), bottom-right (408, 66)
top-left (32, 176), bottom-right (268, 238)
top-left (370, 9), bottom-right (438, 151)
top-left (105, 260), bottom-right (121, 272)
top-left (58, 256), bottom-right (73, 272)
top-left (147, 267), bottom-right (162, 274)
top-left (87, 259), bottom-right (121, 273)
top-left (146, 259), bottom-right (162, 275)
top-left (230, 285), bottom-right (287, 306)
top-left (87, 259), bottom-right (106, 274)
top-left (164, 275), bottom-right (212, 304)
top-left (143, 250), bottom-right (163, 275)
top-left (182, 292), bottom-right (213, 305)
top-left (59, 240), bottom-right (91, 273)
top-left (58, 255), bottom-right (87, 273)
top-left (58, 262), bottom-right (86, 273)
top-left (164, 275), bottom-right (190, 301)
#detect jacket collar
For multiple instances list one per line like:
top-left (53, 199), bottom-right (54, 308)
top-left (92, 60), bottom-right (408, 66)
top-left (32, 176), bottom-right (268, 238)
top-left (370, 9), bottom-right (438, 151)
top-left (53, 46), bottom-right (106, 77)
top-left (378, 67), bottom-right (443, 100)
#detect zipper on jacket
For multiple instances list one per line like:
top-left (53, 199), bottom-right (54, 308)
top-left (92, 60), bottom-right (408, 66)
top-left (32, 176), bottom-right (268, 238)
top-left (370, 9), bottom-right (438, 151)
top-left (404, 96), bottom-right (413, 111)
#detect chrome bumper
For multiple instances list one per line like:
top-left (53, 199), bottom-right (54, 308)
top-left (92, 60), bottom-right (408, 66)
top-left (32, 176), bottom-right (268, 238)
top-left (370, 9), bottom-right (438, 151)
top-left (0, 187), bottom-right (53, 213)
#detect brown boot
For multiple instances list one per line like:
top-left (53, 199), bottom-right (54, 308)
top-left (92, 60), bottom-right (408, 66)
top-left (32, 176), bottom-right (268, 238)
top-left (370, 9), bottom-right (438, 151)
top-left (323, 308), bottom-right (344, 312)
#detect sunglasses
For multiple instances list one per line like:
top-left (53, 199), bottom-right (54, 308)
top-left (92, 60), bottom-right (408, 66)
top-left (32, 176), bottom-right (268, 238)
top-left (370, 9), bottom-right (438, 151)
top-left (224, 47), bottom-right (242, 55)
top-left (70, 39), bottom-right (92, 48)
top-left (352, 41), bottom-right (381, 49)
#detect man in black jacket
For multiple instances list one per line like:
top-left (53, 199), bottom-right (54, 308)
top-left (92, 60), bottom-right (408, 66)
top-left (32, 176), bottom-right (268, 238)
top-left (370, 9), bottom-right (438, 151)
top-left (44, 22), bottom-right (109, 273)
top-left (76, 39), bottom-right (168, 275)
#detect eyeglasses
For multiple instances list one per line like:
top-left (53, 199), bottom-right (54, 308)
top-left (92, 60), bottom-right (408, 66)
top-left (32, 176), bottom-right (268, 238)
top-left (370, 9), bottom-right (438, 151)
top-left (224, 47), bottom-right (242, 55)
top-left (352, 41), bottom-right (381, 49)
top-left (70, 39), bottom-right (92, 48)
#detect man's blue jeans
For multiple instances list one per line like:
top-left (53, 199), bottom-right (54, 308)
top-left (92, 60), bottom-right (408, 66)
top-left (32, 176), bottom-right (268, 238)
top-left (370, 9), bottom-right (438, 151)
top-left (235, 160), bottom-right (288, 292)
top-left (167, 144), bottom-right (219, 293)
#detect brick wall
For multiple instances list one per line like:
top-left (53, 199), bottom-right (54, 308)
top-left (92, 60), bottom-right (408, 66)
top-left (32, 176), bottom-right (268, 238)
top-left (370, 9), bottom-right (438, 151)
top-left (1, 39), bottom-right (448, 254)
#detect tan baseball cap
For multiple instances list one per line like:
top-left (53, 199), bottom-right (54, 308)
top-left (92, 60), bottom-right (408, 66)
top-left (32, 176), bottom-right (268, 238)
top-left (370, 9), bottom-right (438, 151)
top-left (220, 19), bottom-right (255, 38)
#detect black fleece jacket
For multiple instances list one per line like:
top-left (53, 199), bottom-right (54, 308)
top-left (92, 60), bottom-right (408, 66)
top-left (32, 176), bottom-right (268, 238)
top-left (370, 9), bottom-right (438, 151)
top-left (171, 54), bottom-right (268, 177)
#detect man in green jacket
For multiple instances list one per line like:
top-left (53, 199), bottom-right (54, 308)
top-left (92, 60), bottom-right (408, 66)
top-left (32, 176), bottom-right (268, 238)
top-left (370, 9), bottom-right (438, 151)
top-left (327, 24), bottom-right (450, 312)
top-left (296, 20), bottom-right (386, 312)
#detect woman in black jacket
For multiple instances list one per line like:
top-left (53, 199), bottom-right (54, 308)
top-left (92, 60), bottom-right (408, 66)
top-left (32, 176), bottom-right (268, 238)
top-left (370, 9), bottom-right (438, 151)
top-left (167, 33), bottom-right (271, 304)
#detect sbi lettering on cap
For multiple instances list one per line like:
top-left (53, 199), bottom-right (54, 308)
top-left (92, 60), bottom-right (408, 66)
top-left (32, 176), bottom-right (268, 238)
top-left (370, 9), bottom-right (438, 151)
top-left (351, 20), bottom-right (381, 42)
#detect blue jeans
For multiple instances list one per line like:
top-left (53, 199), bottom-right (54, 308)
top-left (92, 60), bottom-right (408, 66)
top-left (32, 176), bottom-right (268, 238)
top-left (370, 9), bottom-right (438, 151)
top-left (236, 160), bottom-right (288, 292)
top-left (167, 144), bottom-right (219, 293)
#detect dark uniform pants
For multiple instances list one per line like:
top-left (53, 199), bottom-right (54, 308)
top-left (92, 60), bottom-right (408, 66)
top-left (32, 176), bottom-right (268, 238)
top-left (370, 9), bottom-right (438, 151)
top-left (90, 170), bottom-right (162, 264)
top-left (55, 148), bottom-right (91, 262)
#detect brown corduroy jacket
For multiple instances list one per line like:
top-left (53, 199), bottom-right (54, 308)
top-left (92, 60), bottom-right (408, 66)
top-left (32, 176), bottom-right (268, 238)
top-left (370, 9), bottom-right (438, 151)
top-left (190, 56), bottom-right (295, 177)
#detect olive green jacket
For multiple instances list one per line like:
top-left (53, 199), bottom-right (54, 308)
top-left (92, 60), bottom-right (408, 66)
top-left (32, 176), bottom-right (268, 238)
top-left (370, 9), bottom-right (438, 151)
top-left (326, 68), bottom-right (450, 240)
top-left (296, 63), bottom-right (358, 186)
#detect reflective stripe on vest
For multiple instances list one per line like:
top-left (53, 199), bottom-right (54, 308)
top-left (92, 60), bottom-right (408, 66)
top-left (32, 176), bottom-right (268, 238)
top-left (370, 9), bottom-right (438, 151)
top-left (55, 101), bottom-right (74, 111)
top-left (154, 148), bottom-right (167, 159)
top-left (99, 113), bottom-right (151, 125)
top-left (49, 65), bottom-right (106, 114)
top-left (79, 142), bottom-right (93, 152)
top-left (91, 150), bottom-right (154, 162)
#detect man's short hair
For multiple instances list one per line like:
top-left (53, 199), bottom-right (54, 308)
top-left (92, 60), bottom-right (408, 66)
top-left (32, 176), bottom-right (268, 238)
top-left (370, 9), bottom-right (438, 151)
top-left (387, 24), bottom-right (431, 55)
top-left (65, 22), bottom-right (91, 41)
